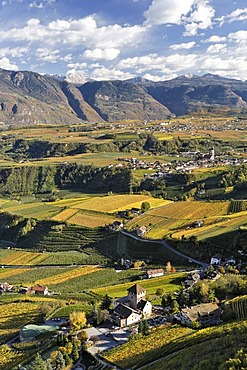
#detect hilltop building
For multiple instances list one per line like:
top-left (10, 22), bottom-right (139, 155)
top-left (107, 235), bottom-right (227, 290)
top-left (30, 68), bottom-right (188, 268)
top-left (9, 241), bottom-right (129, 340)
top-left (112, 283), bottom-right (152, 327)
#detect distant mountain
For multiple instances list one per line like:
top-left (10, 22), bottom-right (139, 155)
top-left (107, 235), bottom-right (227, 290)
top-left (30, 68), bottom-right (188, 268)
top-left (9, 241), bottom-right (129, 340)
top-left (0, 68), bottom-right (247, 127)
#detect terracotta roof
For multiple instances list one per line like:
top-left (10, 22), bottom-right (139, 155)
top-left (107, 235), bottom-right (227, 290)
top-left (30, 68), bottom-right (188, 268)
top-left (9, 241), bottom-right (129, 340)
top-left (147, 269), bottom-right (164, 275)
top-left (31, 284), bottom-right (47, 292)
top-left (127, 283), bottom-right (145, 295)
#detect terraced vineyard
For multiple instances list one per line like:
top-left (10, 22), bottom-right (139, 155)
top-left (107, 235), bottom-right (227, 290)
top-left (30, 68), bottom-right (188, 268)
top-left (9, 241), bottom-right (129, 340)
top-left (102, 320), bottom-right (247, 370)
top-left (126, 201), bottom-right (236, 240)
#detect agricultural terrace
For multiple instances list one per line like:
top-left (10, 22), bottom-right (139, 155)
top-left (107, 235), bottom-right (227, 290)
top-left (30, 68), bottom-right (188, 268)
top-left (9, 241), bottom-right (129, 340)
top-left (0, 194), bottom-right (170, 228)
top-left (0, 249), bottom-right (106, 266)
top-left (140, 320), bottom-right (247, 370)
top-left (126, 200), bottom-right (230, 239)
top-left (0, 267), bottom-right (144, 298)
top-left (68, 194), bottom-right (170, 213)
top-left (92, 272), bottom-right (185, 298)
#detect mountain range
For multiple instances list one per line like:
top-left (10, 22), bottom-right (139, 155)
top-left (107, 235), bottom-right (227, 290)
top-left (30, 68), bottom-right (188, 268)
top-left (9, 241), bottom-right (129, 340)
top-left (0, 68), bottom-right (247, 126)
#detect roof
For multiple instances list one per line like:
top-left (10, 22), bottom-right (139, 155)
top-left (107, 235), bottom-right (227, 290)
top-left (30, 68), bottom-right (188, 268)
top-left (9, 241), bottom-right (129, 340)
top-left (127, 283), bottom-right (145, 295)
top-left (211, 254), bottom-right (223, 260)
top-left (181, 303), bottom-right (220, 322)
top-left (31, 284), bottom-right (47, 292)
top-left (137, 299), bottom-right (149, 311)
top-left (114, 303), bottom-right (139, 319)
top-left (20, 324), bottom-right (59, 338)
top-left (147, 269), bottom-right (164, 275)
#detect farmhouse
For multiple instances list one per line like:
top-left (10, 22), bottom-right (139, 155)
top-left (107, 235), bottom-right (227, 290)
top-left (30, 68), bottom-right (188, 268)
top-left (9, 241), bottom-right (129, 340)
top-left (177, 303), bottom-right (221, 327)
top-left (136, 226), bottom-right (147, 237)
top-left (210, 253), bottom-right (223, 265)
top-left (145, 269), bottom-right (164, 279)
top-left (112, 283), bottom-right (152, 327)
top-left (0, 282), bottom-right (13, 292)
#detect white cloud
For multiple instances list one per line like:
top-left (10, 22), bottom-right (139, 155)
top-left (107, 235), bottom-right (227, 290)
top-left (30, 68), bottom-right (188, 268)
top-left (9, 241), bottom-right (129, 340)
top-left (82, 48), bottom-right (120, 61)
top-left (35, 48), bottom-right (60, 63)
top-left (29, 1), bottom-right (44, 8)
top-left (0, 17), bottom-right (145, 51)
top-left (67, 62), bottom-right (87, 70)
top-left (218, 8), bottom-right (247, 25)
top-left (204, 35), bottom-right (227, 43)
top-left (144, 0), bottom-right (194, 26)
top-left (198, 55), bottom-right (247, 80)
top-left (143, 73), bottom-right (177, 81)
top-left (0, 46), bottom-right (29, 58)
top-left (169, 41), bottom-right (196, 50)
top-left (228, 30), bottom-right (247, 43)
top-left (0, 57), bottom-right (18, 70)
top-left (207, 44), bottom-right (227, 53)
top-left (90, 67), bottom-right (134, 81)
top-left (144, 0), bottom-right (215, 36)
top-left (183, 0), bottom-right (215, 36)
top-left (117, 53), bottom-right (198, 73)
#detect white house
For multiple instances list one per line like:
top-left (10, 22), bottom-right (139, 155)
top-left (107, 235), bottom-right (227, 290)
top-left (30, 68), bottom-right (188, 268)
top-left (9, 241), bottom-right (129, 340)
top-left (145, 269), bottom-right (164, 279)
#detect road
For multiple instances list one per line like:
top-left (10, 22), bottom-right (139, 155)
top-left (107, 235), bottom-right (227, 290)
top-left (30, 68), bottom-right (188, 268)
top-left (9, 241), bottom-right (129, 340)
top-left (120, 229), bottom-right (208, 269)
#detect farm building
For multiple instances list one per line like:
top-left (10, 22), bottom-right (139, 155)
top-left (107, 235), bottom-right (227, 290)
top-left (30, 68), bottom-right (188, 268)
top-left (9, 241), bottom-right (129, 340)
top-left (20, 324), bottom-right (59, 342)
top-left (145, 269), bottom-right (164, 279)
top-left (136, 226), bottom-right (147, 237)
top-left (177, 303), bottom-right (221, 327)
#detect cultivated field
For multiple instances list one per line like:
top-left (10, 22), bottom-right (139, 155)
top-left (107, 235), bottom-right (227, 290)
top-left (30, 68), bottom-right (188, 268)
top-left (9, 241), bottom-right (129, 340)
top-left (92, 272), bottom-right (185, 298)
top-left (126, 200), bottom-right (230, 239)
top-left (0, 194), bottom-right (170, 228)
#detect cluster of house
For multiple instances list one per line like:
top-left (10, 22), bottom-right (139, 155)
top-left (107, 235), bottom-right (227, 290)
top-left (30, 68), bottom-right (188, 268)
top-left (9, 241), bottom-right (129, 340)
top-left (0, 282), bottom-right (49, 296)
top-left (210, 254), bottom-right (236, 266)
top-left (111, 282), bottom-right (222, 329)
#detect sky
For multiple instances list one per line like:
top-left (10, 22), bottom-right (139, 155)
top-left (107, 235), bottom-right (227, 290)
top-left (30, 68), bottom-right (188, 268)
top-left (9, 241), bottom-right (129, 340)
top-left (0, 0), bottom-right (247, 81)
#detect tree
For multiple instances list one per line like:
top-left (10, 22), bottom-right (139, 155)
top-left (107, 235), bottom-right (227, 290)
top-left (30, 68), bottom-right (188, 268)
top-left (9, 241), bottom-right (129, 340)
top-left (156, 288), bottom-right (164, 296)
top-left (69, 311), bottom-right (87, 331)
top-left (55, 351), bottom-right (65, 370)
top-left (100, 294), bottom-right (112, 310)
top-left (32, 353), bottom-right (47, 370)
top-left (223, 348), bottom-right (247, 369)
top-left (100, 309), bottom-right (110, 322)
top-left (142, 320), bottom-right (150, 336)
top-left (141, 201), bottom-right (150, 213)
top-left (166, 261), bottom-right (172, 273)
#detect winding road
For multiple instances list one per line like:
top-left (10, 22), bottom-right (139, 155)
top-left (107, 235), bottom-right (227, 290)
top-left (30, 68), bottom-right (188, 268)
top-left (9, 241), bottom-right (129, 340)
top-left (120, 229), bottom-right (208, 269)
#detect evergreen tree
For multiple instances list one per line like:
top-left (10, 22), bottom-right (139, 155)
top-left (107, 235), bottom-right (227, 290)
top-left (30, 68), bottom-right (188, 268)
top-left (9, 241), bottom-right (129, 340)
top-left (55, 351), bottom-right (65, 370)
top-left (100, 294), bottom-right (112, 310)
top-left (32, 353), bottom-right (47, 370)
top-left (142, 320), bottom-right (150, 336)
top-left (71, 339), bottom-right (79, 362)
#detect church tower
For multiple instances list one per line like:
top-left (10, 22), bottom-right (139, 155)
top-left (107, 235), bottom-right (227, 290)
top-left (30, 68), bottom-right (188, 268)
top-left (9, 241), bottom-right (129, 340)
top-left (127, 284), bottom-right (146, 309)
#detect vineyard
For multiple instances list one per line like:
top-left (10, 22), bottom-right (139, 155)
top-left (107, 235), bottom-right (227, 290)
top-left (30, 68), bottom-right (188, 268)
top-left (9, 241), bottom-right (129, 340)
top-left (0, 249), bottom-right (105, 266)
top-left (227, 295), bottom-right (247, 320)
top-left (125, 200), bottom-right (247, 242)
top-left (102, 325), bottom-right (192, 368)
top-left (139, 320), bottom-right (247, 370)
top-left (0, 301), bottom-right (41, 344)
top-left (92, 272), bottom-right (185, 298)
top-left (228, 199), bottom-right (247, 213)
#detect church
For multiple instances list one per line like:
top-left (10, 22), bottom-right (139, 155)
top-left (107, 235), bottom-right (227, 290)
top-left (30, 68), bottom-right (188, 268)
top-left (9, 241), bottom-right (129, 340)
top-left (111, 283), bottom-right (152, 328)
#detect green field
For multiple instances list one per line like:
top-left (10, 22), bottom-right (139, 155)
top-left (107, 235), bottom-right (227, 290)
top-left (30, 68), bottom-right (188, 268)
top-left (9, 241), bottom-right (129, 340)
top-left (92, 272), bottom-right (185, 298)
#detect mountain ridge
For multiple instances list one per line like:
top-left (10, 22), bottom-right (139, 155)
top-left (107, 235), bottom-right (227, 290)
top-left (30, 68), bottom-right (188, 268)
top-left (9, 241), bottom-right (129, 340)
top-left (0, 68), bottom-right (246, 126)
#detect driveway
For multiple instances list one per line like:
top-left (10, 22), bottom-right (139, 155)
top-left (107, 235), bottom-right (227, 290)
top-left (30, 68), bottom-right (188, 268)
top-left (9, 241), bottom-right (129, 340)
top-left (85, 327), bottom-right (130, 355)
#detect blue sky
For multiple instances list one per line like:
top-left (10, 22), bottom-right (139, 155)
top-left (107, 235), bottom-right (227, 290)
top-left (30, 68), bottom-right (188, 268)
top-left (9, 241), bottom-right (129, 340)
top-left (0, 0), bottom-right (247, 81)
